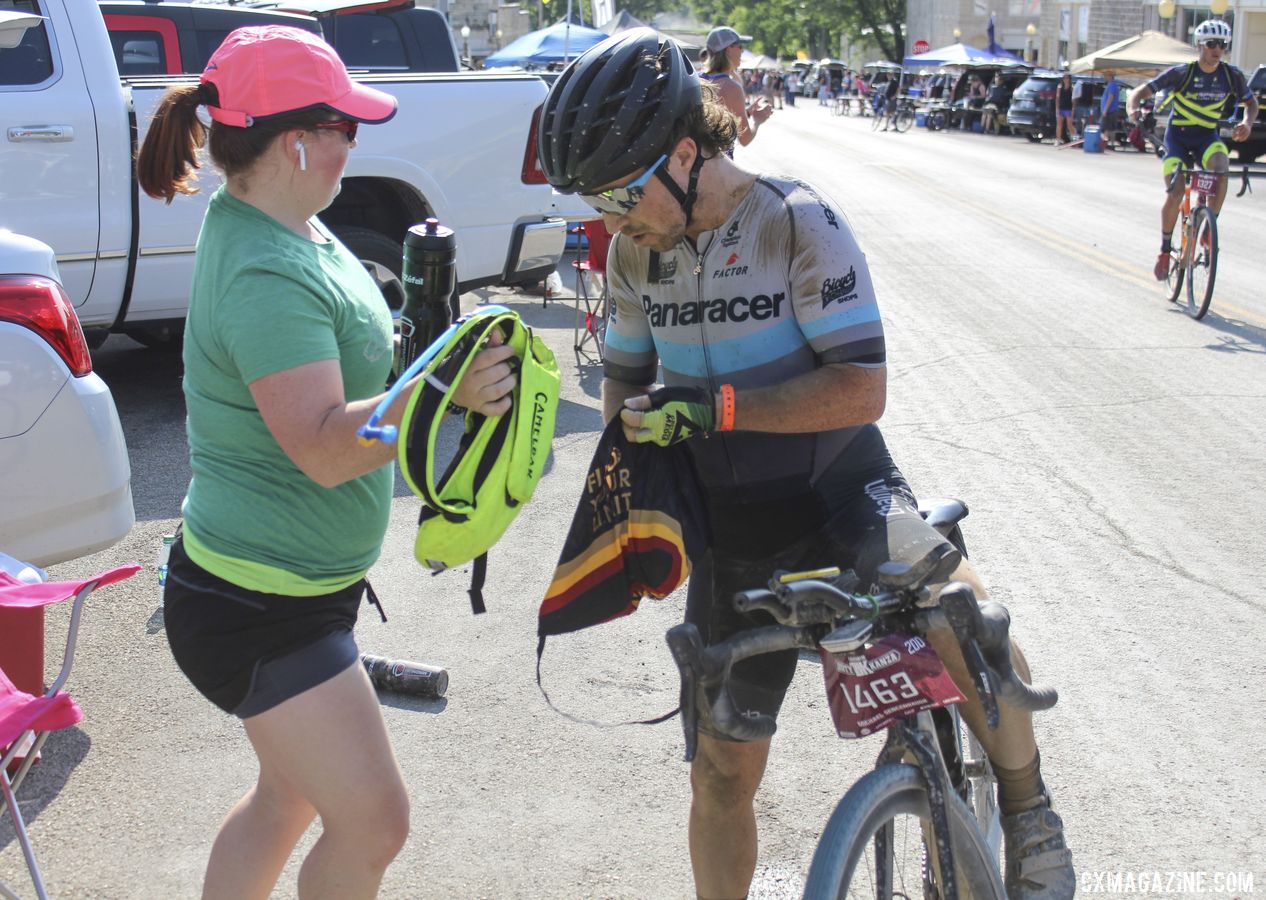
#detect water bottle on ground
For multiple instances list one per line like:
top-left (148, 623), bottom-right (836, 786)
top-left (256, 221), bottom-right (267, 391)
top-left (360, 653), bottom-right (449, 699)
top-left (397, 218), bottom-right (457, 379)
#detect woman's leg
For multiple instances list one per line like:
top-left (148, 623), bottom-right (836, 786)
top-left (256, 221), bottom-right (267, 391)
top-left (203, 663), bottom-right (410, 900)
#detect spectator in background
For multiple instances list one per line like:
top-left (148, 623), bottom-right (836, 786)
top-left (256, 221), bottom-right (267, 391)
top-left (1100, 70), bottom-right (1122, 145)
top-left (1072, 75), bottom-right (1092, 132)
top-left (981, 72), bottom-right (1010, 134)
top-left (699, 26), bottom-right (773, 148)
top-left (1055, 71), bottom-right (1076, 143)
top-left (784, 68), bottom-right (798, 106)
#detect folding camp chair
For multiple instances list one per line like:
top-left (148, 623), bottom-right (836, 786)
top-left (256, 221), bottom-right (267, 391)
top-left (571, 219), bottom-right (611, 365)
top-left (0, 563), bottom-right (139, 900)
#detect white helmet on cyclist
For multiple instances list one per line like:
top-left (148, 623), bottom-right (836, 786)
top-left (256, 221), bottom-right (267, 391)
top-left (1193, 19), bottom-right (1232, 46)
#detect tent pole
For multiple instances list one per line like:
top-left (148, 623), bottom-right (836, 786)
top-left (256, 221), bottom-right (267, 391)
top-left (565, 0), bottom-right (572, 64)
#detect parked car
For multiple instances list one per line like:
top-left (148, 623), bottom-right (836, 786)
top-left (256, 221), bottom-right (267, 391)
top-left (99, 0), bottom-right (461, 75)
top-left (5, 0), bottom-right (575, 349)
top-left (100, 1), bottom-right (321, 76)
top-left (1005, 71), bottom-right (1101, 142)
top-left (0, 231), bottom-right (133, 567)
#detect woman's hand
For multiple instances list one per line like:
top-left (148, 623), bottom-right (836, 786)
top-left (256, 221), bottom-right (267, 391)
top-left (451, 329), bottom-right (516, 416)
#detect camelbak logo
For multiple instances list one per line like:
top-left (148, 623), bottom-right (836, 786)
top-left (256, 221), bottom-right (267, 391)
top-left (822, 268), bottom-right (857, 308)
top-left (641, 292), bottom-right (786, 327)
top-left (527, 391), bottom-right (549, 480)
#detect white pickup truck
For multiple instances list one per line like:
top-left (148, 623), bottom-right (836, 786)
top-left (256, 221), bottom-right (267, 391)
top-left (0, 0), bottom-right (582, 346)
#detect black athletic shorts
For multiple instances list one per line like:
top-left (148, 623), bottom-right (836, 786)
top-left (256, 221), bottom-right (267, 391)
top-left (163, 538), bottom-right (363, 717)
top-left (685, 445), bottom-right (960, 741)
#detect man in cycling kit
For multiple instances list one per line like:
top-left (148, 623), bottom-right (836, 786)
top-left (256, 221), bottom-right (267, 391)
top-left (538, 29), bottom-right (1074, 900)
top-left (1126, 18), bottom-right (1257, 282)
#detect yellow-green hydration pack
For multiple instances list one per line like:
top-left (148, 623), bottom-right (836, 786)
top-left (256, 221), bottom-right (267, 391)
top-left (397, 307), bottom-right (560, 612)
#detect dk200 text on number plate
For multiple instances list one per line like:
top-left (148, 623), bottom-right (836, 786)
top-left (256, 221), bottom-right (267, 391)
top-left (819, 634), bottom-right (965, 738)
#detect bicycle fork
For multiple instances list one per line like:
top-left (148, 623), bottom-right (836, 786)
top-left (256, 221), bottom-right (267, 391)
top-left (876, 714), bottom-right (962, 900)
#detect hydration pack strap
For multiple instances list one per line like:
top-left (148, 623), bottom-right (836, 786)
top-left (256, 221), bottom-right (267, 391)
top-left (469, 554), bottom-right (488, 615)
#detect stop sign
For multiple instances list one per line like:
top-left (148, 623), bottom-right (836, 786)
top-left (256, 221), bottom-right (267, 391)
top-left (912, 39), bottom-right (931, 54)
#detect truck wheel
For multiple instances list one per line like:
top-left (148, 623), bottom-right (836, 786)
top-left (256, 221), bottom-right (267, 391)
top-left (335, 227), bottom-right (405, 312)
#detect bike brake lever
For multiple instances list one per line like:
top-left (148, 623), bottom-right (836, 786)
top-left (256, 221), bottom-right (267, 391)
top-left (665, 624), bottom-right (706, 762)
top-left (938, 583), bottom-right (1000, 730)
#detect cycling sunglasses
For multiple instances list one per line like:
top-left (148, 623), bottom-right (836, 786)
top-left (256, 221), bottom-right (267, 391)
top-left (579, 155), bottom-right (669, 216)
top-left (314, 119), bottom-right (359, 142)
top-left (1202, 40), bottom-right (1228, 49)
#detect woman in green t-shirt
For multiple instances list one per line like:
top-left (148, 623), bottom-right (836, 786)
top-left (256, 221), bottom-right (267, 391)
top-left (136, 26), bottom-right (515, 899)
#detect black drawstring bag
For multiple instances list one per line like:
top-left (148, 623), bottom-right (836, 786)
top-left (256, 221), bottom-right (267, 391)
top-left (536, 418), bottom-right (709, 723)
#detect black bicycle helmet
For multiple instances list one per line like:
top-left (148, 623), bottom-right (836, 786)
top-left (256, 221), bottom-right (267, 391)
top-left (538, 28), bottom-right (700, 194)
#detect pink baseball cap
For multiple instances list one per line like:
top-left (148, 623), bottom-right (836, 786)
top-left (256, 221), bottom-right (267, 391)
top-left (201, 25), bottom-right (397, 128)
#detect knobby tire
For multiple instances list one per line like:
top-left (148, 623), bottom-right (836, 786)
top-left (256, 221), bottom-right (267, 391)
top-left (894, 108), bottom-right (914, 133)
top-left (1186, 205), bottom-right (1218, 320)
top-left (802, 763), bottom-right (1005, 900)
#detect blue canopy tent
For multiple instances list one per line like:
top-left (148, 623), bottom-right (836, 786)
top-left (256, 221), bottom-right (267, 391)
top-left (902, 41), bottom-right (1027, 68)
top-left (484, 20), bottom-right (608, 69)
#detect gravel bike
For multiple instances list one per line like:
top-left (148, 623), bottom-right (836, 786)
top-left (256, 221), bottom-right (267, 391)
top-left (665, 499), bottom-right (1057, 900)
top-left (1162, 167), bottom-right (1221, 319)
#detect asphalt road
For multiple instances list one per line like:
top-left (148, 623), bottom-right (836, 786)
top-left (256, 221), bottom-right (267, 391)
top-left (4, 103), bottom-right (1265, 899)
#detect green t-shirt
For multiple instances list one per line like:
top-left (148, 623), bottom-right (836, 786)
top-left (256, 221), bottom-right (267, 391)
top-left (180, 188), bottom-right (394, 595)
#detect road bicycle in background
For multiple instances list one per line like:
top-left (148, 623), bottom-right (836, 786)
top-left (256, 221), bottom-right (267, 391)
top-left (872, 97), bottom-right (916, 134)
top-left (666, 499), bottom-right (1057, 900)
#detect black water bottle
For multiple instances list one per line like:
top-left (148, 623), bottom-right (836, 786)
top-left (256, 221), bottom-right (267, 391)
top-left (397, 217), bottom-right (457, 379)
top-left (360, 653), bottom-right (449, 699)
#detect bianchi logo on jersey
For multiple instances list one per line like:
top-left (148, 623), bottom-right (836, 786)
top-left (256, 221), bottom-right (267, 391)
top-left (641, 292), bottom-right (786, 327)
top-left (721, 220), bottom-right (742, 248)
top-left (821, 268), bottom-right (858, 308)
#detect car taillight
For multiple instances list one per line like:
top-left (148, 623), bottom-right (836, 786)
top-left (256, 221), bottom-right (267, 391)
top-left (522, 104), bottom-right (548, 185)
top-left (1039, 89), bottom-right (1056, 99)
top-left (0, 275), bottom-right (93, 376)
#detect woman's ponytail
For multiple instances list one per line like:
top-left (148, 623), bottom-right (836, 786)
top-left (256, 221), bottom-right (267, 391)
top-left (136, 83), bottom-right (212, 203)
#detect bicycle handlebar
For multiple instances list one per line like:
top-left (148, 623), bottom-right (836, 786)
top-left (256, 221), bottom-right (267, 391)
top-left (666, 569), bottom-right (1057, 761)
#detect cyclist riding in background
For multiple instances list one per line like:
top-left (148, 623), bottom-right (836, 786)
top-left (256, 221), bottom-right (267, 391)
top-left (1127, 19), bottom-right (1257, 282)
top-left (537, 28), bottom-right (1074, 900)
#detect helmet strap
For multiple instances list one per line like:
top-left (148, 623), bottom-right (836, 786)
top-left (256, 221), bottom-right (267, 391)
top-left (654, 149), bottom-right (707, 225)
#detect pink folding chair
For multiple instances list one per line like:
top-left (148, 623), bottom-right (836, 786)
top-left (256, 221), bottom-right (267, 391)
top-left (0, 564), bottom-right (139, 900)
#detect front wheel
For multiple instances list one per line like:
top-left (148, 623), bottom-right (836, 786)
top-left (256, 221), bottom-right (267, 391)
top-left (893, 107), bottom-right (915, 133)
top-left (1185, 205), bottom-right (1218, 320)
top-left (803, 764), bottom-right (1005, 900)
top-left (872, 109), bottom-right (884, 131)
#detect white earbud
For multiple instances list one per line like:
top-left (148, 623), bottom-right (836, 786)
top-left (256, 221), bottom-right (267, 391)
top-left (295, 140), bottom-right (306, 172)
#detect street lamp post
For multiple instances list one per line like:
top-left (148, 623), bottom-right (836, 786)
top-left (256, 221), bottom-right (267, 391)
top-left (460, 23), bottom-right (470, 64)
top-left (1026, 23), bottom-right (1037, 64)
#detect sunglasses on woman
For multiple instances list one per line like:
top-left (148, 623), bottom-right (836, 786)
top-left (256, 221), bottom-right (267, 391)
top-left (314, 119), bottom-right (359, 142)
top-left (579, 154), bottom-right (668, 216)
top-left (1202, 40), bottom-right (1228, 49)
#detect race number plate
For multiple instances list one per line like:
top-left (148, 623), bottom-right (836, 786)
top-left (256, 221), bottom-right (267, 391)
top-left (1192, 171), bottom-right (1219, 196)
top-left (820, 634), bottom-right (965, 739)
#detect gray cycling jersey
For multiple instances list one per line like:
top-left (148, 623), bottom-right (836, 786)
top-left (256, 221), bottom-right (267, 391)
top-left (603, 174), bottom-right (889, 501)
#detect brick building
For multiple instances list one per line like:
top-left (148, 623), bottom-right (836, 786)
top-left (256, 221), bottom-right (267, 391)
top-left (906, 1), bottom-right (1264, 73)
